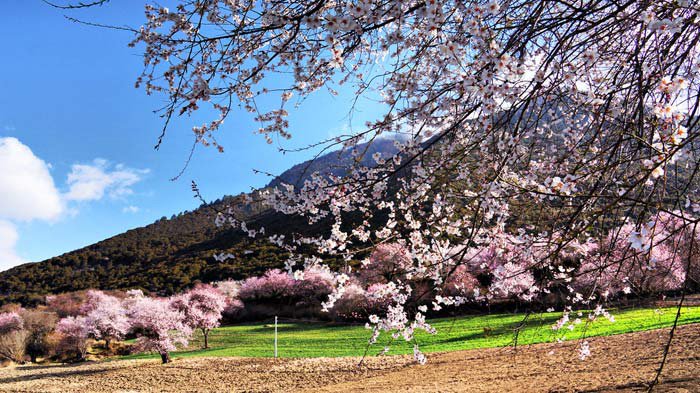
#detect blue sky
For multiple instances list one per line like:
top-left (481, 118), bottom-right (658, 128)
top-left (0, 1), bottom-right (382, 270)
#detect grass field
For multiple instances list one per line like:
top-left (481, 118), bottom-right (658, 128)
top-left (121, 305), bottom-right (700, 360)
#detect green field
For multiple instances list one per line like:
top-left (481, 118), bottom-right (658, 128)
top-left (122, 306), bottom-right (700, 360)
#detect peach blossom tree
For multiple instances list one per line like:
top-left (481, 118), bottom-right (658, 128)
top-left (81, 290), bottom-right (130, 349)
top-left (124, 291), bottom-right (192, 363)
top-left (171, 284), bottom-right (227, 349)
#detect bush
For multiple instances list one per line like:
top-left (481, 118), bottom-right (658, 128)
top-left (0, 312), bottom-right (22, 335)
top-left (20, 310), bottom-right (57, 363)
top-left (0, 312), bottom-right (27, 363)
top-left (0, 331), bottom-right (28, 364)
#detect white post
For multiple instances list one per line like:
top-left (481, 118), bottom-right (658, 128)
top-left (274, 316), bottom-right (278, 358)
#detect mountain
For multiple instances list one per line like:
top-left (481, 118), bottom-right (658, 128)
top-left (0, 140), bottom-right (399, 306)
top-left (267, 138), bottom-right (400, 189)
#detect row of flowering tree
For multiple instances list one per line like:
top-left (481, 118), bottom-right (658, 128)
top-left (228, 211), bottom-right (697, 325)
top-left (0, 286), bottom-right (227, 364)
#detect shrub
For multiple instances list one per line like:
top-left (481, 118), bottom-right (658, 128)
top-left (0, 312), bottom-right (23, 335)
top-left (20, 309), bottom-right (57, 363)
top-left (0, 312), bottom-right (27, 363)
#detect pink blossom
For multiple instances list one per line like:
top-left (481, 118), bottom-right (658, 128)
top-left (124, 292), bottom-right (192, 363)
top-left (360, 243), bottom-right (413, 284)
top-left (0, 312), bottom-right (23, 335)
top-left (442, 265), bottom-right (480, 297)
top-left (575, 213), bottom-right (692, 296)
top-left (214, 280), bottom-right (246, 321)
top-left (126, 0), bottom-right (700, 364)
top-left (81, 290), bottom-right (129, 347)
top-left (170, 284), bottom-right (226, 349)
top-left (239, 269), bottom-right (296, 301)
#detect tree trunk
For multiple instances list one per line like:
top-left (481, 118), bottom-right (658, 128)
top-left (160, 352), bottom-right (171, 364)
top-left (203, 329), bottom-right (209, 349)
top-left (105, 338), bottom-right (112, 350)
top-left (30, 353), bottom-right (37, 363)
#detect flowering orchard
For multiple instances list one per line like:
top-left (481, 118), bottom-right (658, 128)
top-left (0, 287), bottom-right (228, 364)
top-left (53, 0), bottom-right (700, 373)
top-left (115, 0), bottom-right (700, 366)
top-left (0, 231), bottom-right (695, 365)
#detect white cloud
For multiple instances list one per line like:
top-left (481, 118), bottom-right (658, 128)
top-left (64, 159), bottom-right (149, 202)
top-left (0, 137), bottom-right (63, 221)
top-left (0, 220), bottom-right (25, 272)
top-left (122, 205), bottom-right (140, 213)
top-left (0, 137), bottom-right (62, 271)
top-left (0, 137), bottom-right (150, 271)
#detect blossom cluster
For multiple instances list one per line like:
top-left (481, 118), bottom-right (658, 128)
top-left (0, 312), bottom-right (23, 335)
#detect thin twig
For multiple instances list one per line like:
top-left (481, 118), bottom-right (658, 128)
top-left (646, 222), bottom-right (696, 392)
top-left (43, 0), bottom-right (110, 9)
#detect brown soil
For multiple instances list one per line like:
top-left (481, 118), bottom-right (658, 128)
top-left (312, 324), bottom-right (700, 393)
top-left (0, 325), bottom-right (698, 393)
